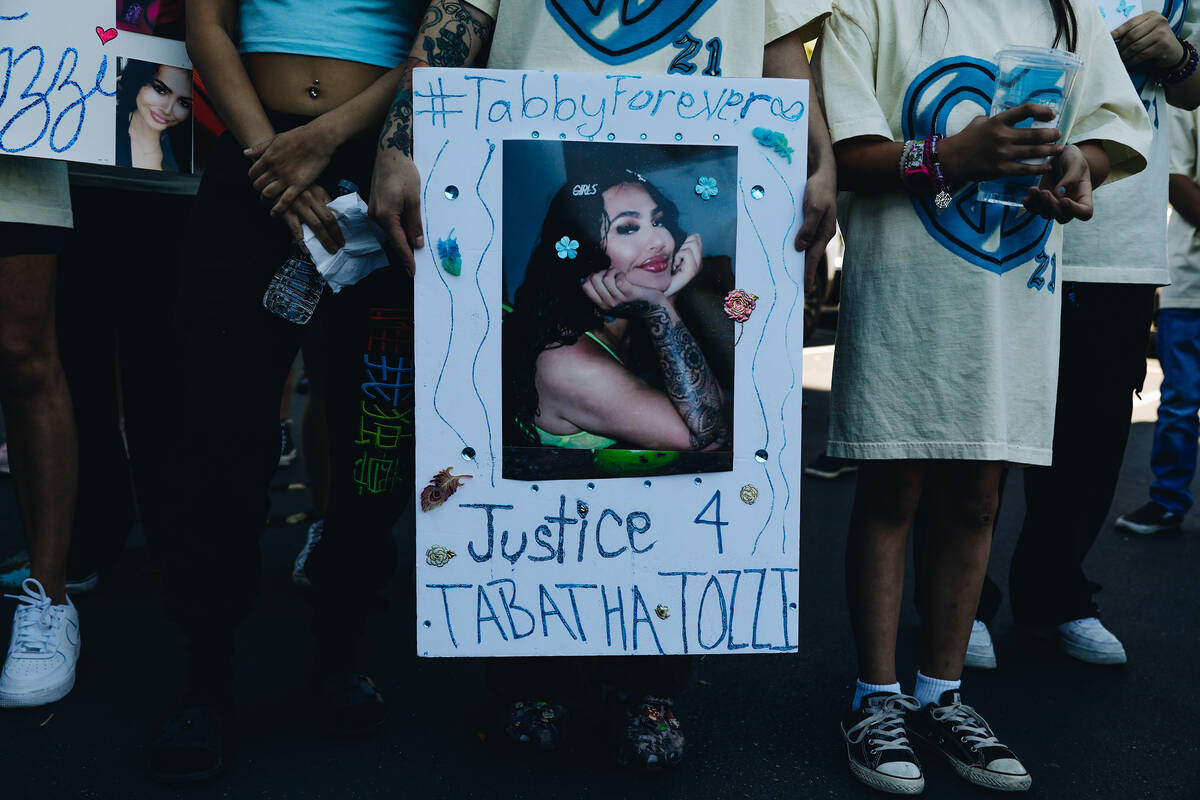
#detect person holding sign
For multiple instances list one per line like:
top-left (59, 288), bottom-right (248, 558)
top-left (816, 0), bottom-right (1151, 793)
top-left (152, 0), bottom-right (424, 784)
top-left (0, 156), bottom-right (81, 709)
top-left (506, 167), bottom-right (728, 454)
top-left (371, 0), bottom-right (836, 771)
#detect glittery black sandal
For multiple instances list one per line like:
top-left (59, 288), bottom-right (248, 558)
top-left (503, 700), bottom-right (567, 751)
top-left (617, 695), bottom-right (684, 771)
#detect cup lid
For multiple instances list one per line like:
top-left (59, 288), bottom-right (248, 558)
top-left (994, 45), bottom-right (1084, 70)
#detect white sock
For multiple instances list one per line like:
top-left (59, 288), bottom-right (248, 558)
top-left (913, 670), bottom-right (960, 708)
top-left (852, 679), bottom-right (902, 710)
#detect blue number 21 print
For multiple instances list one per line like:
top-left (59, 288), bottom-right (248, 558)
top-left (0, 14), bottom-right (115, 154)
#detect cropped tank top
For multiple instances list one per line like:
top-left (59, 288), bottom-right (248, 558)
top-left (238, 0), bottom-right (419, 69)
top-left (532, 332), bottom-right (620, 450)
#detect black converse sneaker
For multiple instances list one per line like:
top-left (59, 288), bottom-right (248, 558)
top-left (840, 693), bottom-right (924, 794)
top-left (1114, 501), bottom-right (1183, 535)
top-left (909, 690), bottom-right (1031, 792)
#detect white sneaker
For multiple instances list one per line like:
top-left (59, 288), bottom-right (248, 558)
top-left (964, 620), bottom-right (998, 669)
top-left (291, 519), bottom-right (324, 586)
top-left (1055, 617), bottom-right (1126, 665)
top-left (0, 578), bottom-right (80, 707)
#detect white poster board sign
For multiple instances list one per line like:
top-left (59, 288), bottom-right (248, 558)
top-left (413, 68), bottom-right (806, 658)
top-left (1, 2), bottom-right (192, 170)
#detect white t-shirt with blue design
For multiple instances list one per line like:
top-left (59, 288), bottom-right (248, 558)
top-left (1064, 0), bottom-right (1200, 284)
top-left (816, 0), bottom-right (1151, 465)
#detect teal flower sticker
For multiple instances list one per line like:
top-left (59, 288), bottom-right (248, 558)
top-left (695, 176), bottom-right (718, 200)
top-left (555, 236), bottom-right (580, 260)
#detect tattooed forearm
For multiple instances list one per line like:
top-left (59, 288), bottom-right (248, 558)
top-left (379, 1), bottom-right (493, 154)
top-left (380, 68), bottom-right (416, 154)
top-left (636, 303), bottom-right (727, 450)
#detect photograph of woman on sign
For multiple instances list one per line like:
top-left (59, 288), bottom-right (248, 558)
top-left (114, 59), bottom-right (193, 173)
top-left (503, 140), bottom-right (737, 481)
top-left (116, 0), bottom-right (186, 41)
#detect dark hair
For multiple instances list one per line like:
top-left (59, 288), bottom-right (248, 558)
top-left (924, 0), bottom-right (1077, 51)
top-left (504, 171), bottom-right (685, 444)
top-left (115, 59), bottom-right (161, 120)
top-left (115, 59), bottom-right (192, 172)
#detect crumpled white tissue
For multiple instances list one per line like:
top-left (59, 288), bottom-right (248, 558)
top-left (301, 193), bottom-right (389, 293)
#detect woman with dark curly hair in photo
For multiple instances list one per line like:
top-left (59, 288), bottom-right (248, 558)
top-left (505, 168), bottom-right (728, 455)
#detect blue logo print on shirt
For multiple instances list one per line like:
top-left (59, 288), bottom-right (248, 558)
top-left (545, 0), bottom-right (719, 64)
top-left (902, 57), bottom-right (1052, 275)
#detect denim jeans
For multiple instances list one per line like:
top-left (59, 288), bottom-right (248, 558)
top-left (1149, 308), bottom-right (1200, 516)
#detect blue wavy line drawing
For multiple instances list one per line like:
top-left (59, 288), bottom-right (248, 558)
top-left (0, 13), bottom-right (30, 21)
top-left (764, 154), bottom-right (800, 554)
top-left (472, 139), bottom-right (498, 486)
top-left (741, 178), bottom-right (778, 555)
top-left (753, 463), bottom-right (776, 557)
top-left (424, 139), bottom-right (469, 450)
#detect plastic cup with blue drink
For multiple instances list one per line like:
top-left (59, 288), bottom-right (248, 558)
top-left (977, 46), bottom-right (1085, 207)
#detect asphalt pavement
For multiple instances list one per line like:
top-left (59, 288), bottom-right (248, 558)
top-left (0, 330), bottom-right (1197, 799)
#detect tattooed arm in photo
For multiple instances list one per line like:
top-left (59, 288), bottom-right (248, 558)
top-left (536, 271), bottom-right (728, 452)
top-left (370, 1), bottom-right (495, 274)
top-left (628, 300), bottom-right (729, 450)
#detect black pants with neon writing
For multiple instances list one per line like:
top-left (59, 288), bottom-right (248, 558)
top-left (161, 117), bottom-right (414, 689)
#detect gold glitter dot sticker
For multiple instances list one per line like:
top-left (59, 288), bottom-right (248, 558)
top-left (655, 604), bottom-right (670, 620)
top-left (425, 545), bottom-right (456, 567)
top-left (740, 484), bottom-right (759, 504)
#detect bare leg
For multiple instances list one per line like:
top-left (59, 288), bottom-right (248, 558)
top-left (914, 461), bottom-right (1003, 681)
top-left (0, 254), bottom-right (77, 604)
top-left (845, 460), bottom-right (927, 685)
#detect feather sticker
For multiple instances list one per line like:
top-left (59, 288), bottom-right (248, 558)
top-left (420, 467), bottom-right (473, 511)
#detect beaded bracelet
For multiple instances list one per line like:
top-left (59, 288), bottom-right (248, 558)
top-left (900, 135), bottom-right (952, 210)
top-left (1157, 39), bottom-right (1200, 85)
top-left (900, 139), bottom-right (923, 187)
top-left (925, 135), bottom-right (953, 210)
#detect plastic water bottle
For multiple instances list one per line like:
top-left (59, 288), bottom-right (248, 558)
top-left (262, 180), bottom-right (358, 324)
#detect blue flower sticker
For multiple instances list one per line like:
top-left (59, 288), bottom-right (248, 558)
top-left (555, 236), bottom-right (580, 260)
top-left (695, 176), bottom-right (718, 200)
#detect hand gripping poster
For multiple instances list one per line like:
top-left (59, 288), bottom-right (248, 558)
top-left (413, 68), bottom-right (807, 658)
top-left (0, 1), bottom-right (193, 171)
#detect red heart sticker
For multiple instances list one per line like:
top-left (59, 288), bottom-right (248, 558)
top-left (96, 27), bottom-right (117, 45)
